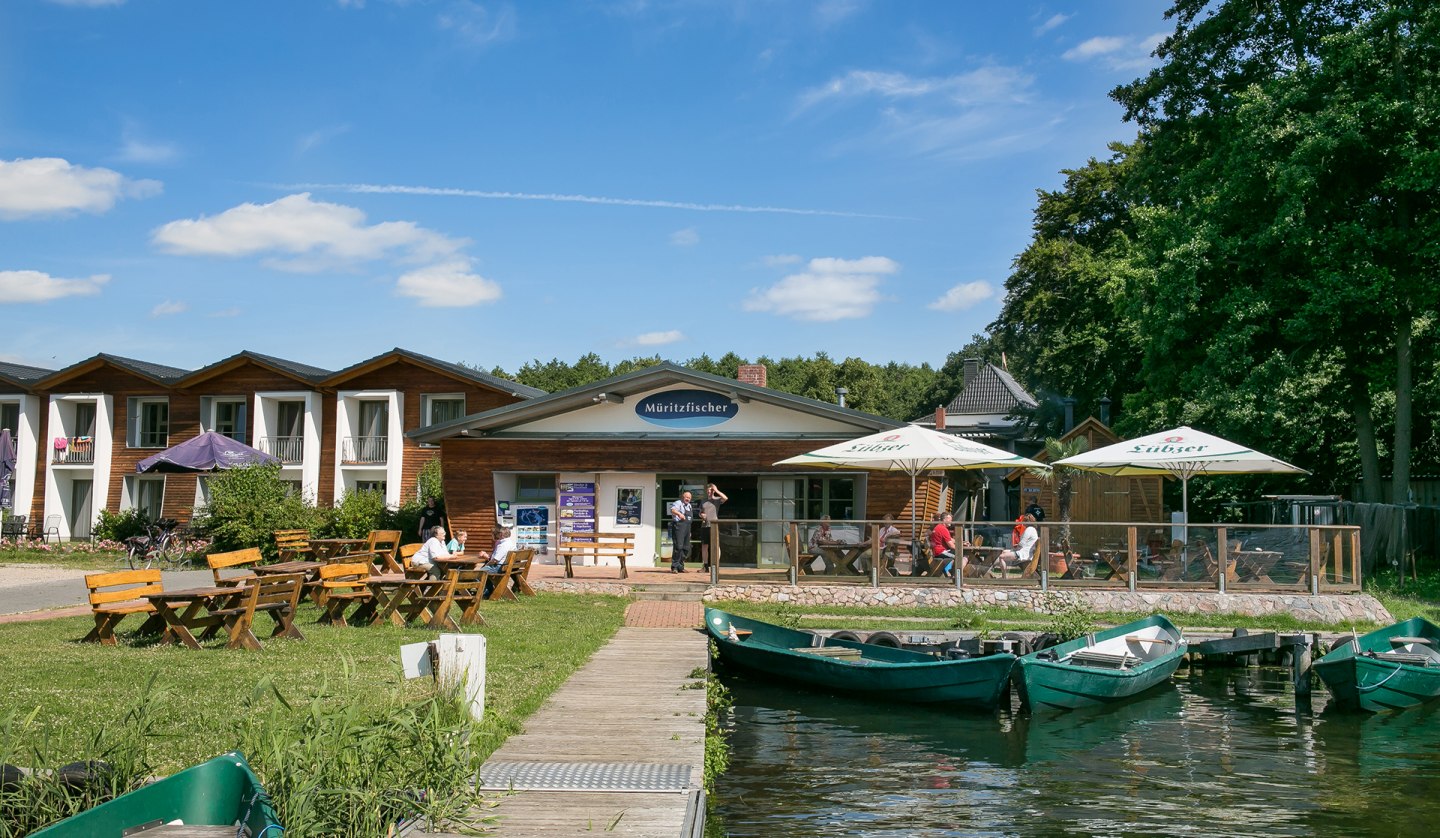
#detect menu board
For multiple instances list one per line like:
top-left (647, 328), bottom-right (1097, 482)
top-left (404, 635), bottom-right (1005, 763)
top-left (558, 482), bottom-right (596, 540)
top-left (513, 505), bottom-right (550, 555)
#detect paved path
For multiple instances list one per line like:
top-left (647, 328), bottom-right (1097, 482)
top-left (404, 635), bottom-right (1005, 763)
top-left (623, 599), bottom-right (703, 629)
top-left (0, 566), bottom-right (213, 619)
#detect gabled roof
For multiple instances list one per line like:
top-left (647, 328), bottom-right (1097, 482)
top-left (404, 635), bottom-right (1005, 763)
top-left (36, 353), bottom-right (191, 389)
top-left (320, 347), bottom-right (545, 399)
top-left (409, 361), bottom-right (901, 443)
top-left (176, 350), bottom-right (332, 388)
top-left (942, 363), bottom-right (1039, 415)
top-left (0, 360), bottom-right (55, 390)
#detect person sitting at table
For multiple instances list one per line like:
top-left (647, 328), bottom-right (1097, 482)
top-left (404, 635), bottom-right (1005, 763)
top-left (930, 513), bottom-right (962, 577)
top-left (411, 525), bottom-right (457, 576)
top-left (876, 513), bottom-right (903, 570)
top-left (809, 515), bottom-right (841, 549)
top-left (446, 530), bottom-right (468, 553)
top-left (995, 514), bottom-right (1038, 577)
top-left (481, 526), bottom-right (518, 597)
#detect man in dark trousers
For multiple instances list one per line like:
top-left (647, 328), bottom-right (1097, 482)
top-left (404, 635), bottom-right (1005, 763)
top-left (698, 483), bottom-right (728, 569)
top-left (418, 496), bottom-right (445, 541)
top-left (668, 490), bottom-right (693, 573)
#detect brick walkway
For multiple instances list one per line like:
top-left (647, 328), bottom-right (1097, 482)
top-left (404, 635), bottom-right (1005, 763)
top-left (0, 605), bottom-right (89, 625)
top-left (624, 599), bottom-right (703, 628)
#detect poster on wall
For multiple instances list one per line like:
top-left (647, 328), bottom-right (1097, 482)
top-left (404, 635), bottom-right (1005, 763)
top-left (615, 487), bottom-right (642, 525)
top-left (513, 505), bottom-right (550, 555)
top-left (558, 481), bottom-right (597, 540)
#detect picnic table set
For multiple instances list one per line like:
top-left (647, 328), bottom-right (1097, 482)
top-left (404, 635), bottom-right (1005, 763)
top-left (80, 528), bottom-right (536, 650)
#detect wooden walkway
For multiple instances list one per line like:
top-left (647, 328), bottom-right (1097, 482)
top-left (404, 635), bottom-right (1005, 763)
top-left (416, 626), bottom-right (709, 837)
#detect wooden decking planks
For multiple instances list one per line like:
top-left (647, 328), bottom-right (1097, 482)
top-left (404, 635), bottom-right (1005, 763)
top-left (415, 626), bottom-right (710, 837)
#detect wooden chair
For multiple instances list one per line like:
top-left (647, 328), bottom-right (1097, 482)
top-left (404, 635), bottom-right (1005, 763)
top-left (361, 529), bottom-right (404, 573)
top-left (485, 547), bottom-right (536, 601)
top-left (410, 568), bottom-right (487, 629)
top-left (398, 543), bottom-right (423, 574)
top-left (510, 547), bottom-right (537, 596)
top-left (208, 573), bottom-right (306, 649)
top-left (206, 547), bottom-right (265, 586)
top-left (317, 562), bottom-right (375, 627)
top-left (82, 569), bottom-right (165, 645)
top-left (274, 529), bottom-right (313, 562)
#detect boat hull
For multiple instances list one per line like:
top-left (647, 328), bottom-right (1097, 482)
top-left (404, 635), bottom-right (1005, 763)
top-left (31, 752), bottom-right (280, 838)
top-left (1315, 618), bottom-right (1440, 712)
top-left (705, 608), bottom-right (1015, 709)
top-left (1016, 615), bottom-right (1187, 712)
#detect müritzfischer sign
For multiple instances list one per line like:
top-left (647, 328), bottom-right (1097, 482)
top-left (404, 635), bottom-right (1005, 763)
top-left (635, 390), bottom-right (738, 429)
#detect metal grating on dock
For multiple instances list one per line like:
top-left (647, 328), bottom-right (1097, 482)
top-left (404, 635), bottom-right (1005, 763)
top-left (479, 760), bottom-right (692, 793)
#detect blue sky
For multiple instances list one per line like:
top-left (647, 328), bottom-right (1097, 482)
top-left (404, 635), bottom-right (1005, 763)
top-left (1, 0), bottom-right (1168, 376)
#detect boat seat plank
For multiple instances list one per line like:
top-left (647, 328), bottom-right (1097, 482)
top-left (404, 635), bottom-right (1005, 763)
top-left (1376, 651), bottom-right (1434, 666)
top-left (1125, 634), bottom-right (1176, 646)
top-left (1390, 636), bottom-right (1435, 647)
top-left (793, 646), bottom-right (863, 659)
top-left (1068, 649), bottom-right (1138, 669)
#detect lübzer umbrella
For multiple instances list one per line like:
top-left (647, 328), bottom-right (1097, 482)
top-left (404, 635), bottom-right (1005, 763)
top-left (774, 424), bottom-right (1047, 544)
top-left (1051, 425), bottom-right (1307, 548)
top-left (136, 430), bottom-right (280, 474)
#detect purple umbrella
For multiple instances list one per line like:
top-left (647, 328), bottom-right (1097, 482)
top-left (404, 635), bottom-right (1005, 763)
top-left (0, 428), bottom-right (14, 510)
top-left (136, 430), bottom-right (280, 474)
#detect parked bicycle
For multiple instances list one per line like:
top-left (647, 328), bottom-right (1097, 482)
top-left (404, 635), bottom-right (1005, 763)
top-left (123, 519), bottom-right (192, 570)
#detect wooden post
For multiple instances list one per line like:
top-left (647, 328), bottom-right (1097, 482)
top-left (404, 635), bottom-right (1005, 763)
top-left (1292, 634), bottom-right (1313, 703)
top-left (1039, 526), bottom-right (1050, 591)
top-left (870, 524), bottom-right (880, 588)
top-left (1331, 530), bottom-right (1343, 584)
top-left (788, 522), bottom-right (799, 586)
top-left (1127, 526), bottom-right (1138, 592)
top-left (1350, 528), bottom-right (1362, 587)
top-left (1309, 528), bottom-right (1322, 595)
top-left (1218, 527), bottom-right (1228, 594)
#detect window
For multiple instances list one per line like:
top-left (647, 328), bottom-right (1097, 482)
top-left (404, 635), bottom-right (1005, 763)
top-left (515, 475), bottom-right (556, 503)
top-left (127, 398), bottom-right (169, 448)
top-left (805, 477), bottom-right (856, 521)
top-left (208, 398), bottom-right (247, 443)
top-left (422, 394), bottom-right (465, 426)
top-left (126, 476), bottom-right (165, 521)
top-left (0, 402), bottom-right (17, 435)
top-left (354, 480), bottom-right (387, 494)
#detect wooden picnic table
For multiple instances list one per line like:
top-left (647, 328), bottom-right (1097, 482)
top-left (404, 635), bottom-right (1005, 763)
top-left (308, 538), bottom-right (368, 561)
top-left (1234, 550), bottom-right (1285, 583)
top-left (813, 542), bottom-right (870, 575)
top-left (145, 586), bottom-right (250, 650)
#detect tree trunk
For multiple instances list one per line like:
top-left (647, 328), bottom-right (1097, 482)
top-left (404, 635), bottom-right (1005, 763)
top-left (1350, 369), bottom-right (1383, 503)
top-left (1392, 313), bottom-right (1413, 504)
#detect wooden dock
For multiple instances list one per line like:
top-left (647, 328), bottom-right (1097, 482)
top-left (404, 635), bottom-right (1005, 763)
top-left (414, 626), bottom-right (709, 837)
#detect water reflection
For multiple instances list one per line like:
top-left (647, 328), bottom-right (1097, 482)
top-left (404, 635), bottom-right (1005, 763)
top-left (713, 667), bottom-right (1440, 837)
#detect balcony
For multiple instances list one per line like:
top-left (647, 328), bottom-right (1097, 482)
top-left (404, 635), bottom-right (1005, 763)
top-left (257, 436), bottom-right (305, 465)
top-left (342, 436), bottom-right (388, 465)
top-left (51, 437), bottom-right (95, 465)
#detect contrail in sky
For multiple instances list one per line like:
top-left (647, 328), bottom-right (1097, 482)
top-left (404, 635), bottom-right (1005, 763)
top-left (281, 182), bottom-right (912, 220)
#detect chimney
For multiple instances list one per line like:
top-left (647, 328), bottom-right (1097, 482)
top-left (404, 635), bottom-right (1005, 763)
top-left (935, 406), bottom-right (946, 430)
top-left (1063, 397), bottom-right (1076, 433)
top-left (737, 364), bottom-right (767, 388)
top-left (963, 358), bottom-right (980, 388)
top-left (834, 386), bottom-right (848, 408)
top-left (1099, 396), bottom-right (1112, 426)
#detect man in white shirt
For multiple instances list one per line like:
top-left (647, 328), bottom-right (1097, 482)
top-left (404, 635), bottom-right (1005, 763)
top-left (410, 525), bottom-right (455, 576)
top-left (669, 491), bottom-right (693, 573)
top-left (482, 526), bottom-right (518, 597)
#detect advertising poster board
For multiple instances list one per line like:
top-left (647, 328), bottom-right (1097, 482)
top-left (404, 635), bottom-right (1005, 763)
top-left (558, 481), bottom-right (596, 541)
top-left (513, 505), bottom-right (550, 555)
top-left (615, 487), bottom-right (642, 525)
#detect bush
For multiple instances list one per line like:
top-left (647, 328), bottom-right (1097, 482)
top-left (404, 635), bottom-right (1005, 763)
top-left (191, 465), bottom-right (322, 558)
top-left (323, 489), bottom-right (392, 539)
top-left (93, 509), bottom-right (150, 543)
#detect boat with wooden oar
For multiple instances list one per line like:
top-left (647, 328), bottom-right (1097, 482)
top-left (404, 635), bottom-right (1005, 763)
top-left (30, 751), bottom-right (280, 837)
top-left (1014, 615), bottom-right (1187, 712)
top-left (704, 607), bottom-right (1016, 709)
top-left (1314, 617), bottom-right (1440, 712)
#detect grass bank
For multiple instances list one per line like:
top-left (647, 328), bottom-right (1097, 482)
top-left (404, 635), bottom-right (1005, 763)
top-left (0, 544), bottom-right (131, 571)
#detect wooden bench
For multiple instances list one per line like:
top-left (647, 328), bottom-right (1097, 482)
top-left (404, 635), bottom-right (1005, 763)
top-left (318, 562), bottom-right (375, 627)
top-left (273, 529), bottom-right (314, 562)
top-left (206, 547), bottom-right (265, 586)
top-left (556, 532), bottom-right (635, 579)
top-left (208, 573), bottom-right (306, 650)
top-left (1068, 648), bottom-right (1138, 669)
top-left (83, 569), bottom-right (166, 645)
top-left (485, 547), bottom-right (536, 601)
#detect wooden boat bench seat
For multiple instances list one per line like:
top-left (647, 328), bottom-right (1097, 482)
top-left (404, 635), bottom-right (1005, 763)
top-left (793, 646), bottom-right (863, 660)
top-left (1374, 651), bottom-right (1435, 666)
top-left (1068, 648), bottom-right (1139, 669)
top-left (1391, 636), bottom-right (1436, 648)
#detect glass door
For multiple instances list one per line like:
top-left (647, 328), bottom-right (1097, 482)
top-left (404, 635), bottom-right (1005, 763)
top-left (759, 477), bottom-right (801, 566)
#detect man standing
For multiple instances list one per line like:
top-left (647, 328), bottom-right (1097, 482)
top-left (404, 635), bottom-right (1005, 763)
top-left (418, 496), bottom-right (445, 541)
top-left (668, 490), bottom-right (693, 573)
top-left (697, 483), bottom-right (728, 569)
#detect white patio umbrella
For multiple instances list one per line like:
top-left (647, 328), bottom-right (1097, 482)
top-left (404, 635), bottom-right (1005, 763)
top-left (773, 424), bottom-right (1047, 539)
top-left (1051, 425), bottom-right (1307, 545)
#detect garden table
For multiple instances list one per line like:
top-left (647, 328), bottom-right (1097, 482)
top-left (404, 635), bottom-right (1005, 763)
top-left (144, 586), bottom-right (249, 650)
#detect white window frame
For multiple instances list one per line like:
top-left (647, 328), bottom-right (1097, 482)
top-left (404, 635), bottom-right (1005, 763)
top-left (127, 398), bottom-right (170, 449)
top-left (124, 475), bottom-right (166, 521)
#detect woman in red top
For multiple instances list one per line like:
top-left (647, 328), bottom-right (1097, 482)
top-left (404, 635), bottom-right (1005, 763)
top-left (929, 513), bottom-right (961, 576)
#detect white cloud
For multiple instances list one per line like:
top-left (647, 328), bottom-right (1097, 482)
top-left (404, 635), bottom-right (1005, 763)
top-left (762, 254), bottom-right (802, 267)
top-left (1063, 36), bottom-right (1127, 60)
top-left (799, 66), bottom-right (1030, 110)
top-left (209, 307), bottom-right (243, 318)
top-left (298, 124), bottom-right (351, 154)
top-left (0, 270), bottom-right (109, 303)
top-left (150, 300), bottom-right (187, 317)
top-left (814, 0), bottom-right (864, 27)
top-left (1035, 13), bottom-right (1070, 35)
top-left (118, 120), bottom-right (179, 164)
top-left (0, 158), bottom-right (161, 219)
top-left (1063, 33), bottom-right (1166, 70)
top-left (929, 281), bottom-right (995, 312)
top-left (439, 1), bottom-right (516, 46)
top-left (744, 256), bottom-right (896, 321)
top-left (670, 227), bottom-right (699, 247)
top-left (634, 330), bottom-right (684, 346)
top-left (152, 193), bottom-right (465, 270)
top-left (395, 261), bottom-right (502, 307)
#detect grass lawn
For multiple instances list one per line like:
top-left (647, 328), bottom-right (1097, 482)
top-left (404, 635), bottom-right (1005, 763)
top-left (0, 592), bottom-right (628, 774)
top-left (1365, 569), bottom-right (1440, 624)
top-left (0, 545), bottom-right (136, 571)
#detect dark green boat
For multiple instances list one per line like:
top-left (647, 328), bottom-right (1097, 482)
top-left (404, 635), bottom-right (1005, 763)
top-left (1314, 617), bottom-right (1440, 712)
top-left (704, 607), bottom-right (1016, 709)
top-left (31, 751), bottom-right (280, 837)
top-left (1015, 615), bottom-right (1187, 712)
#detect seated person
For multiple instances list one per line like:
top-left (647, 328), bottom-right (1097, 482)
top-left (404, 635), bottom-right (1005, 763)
top-left (995, 514), bottom-right (1038, 576)
top-left (930, 513), bottom-right (963, 577)
top-left (411, 525), bottom-right (458, 576)
top-left (446, 529), bottom-right (468, 553)
top-left (809, 515), bottom-right (840, 549)
top-left (482, 526), bottom-right (518, 597)
top-left (876, 513), bottom-right (903, 568)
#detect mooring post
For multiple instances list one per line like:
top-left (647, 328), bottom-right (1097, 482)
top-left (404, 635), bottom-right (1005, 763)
top-left (1292, 634), bottom-right (1313, 703)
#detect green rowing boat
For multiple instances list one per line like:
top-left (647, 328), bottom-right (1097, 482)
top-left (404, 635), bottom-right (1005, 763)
top-left (1314, 617), bottom-right (1440, 712)
top-left (1015, 615), bottom-right (1186, 712)
top-left (704, 607), bottom-right (1016, 709)
top-left (31, 751), bottom-right (280, 837)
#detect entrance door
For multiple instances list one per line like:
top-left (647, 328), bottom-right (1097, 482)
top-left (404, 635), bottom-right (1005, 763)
top-left (759, 477), bottom-right (802, 566)
top-left (658, 476), bottom-right (705, 559)
top-left (69, 478), bottom-right (93, 540)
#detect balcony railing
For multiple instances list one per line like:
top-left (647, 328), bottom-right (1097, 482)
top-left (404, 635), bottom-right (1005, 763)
top-left (342, 436), bottom-right (388, 465)
top-left (257, 436), bottom-right (305, 464)
top-left (51, 437), bottom-right (95, 465)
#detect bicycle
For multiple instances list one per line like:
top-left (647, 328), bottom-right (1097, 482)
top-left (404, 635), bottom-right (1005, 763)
top-left (123, 519), bottom-right (192, 570)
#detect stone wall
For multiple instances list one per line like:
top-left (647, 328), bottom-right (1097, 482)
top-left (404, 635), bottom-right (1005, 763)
top-left (701, 584), bottom-right (1393, 625)
top-left (533, 580), bottom-right (632, 597)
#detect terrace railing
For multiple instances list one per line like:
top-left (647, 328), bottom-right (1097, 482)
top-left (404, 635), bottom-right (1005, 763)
top-left (51, 437), bottom-right (95, 465)
top-left (257, 435), bottom-right (305, 464)
top-left (341, 436), bottom-right (388, 465)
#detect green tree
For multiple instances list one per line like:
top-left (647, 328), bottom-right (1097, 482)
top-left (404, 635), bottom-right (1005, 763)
top-left (191, 465), bottom-right (321, 557)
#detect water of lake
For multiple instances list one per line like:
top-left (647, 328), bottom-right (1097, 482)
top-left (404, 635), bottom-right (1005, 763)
top-left (711, 665), bottom-right (1440, 837)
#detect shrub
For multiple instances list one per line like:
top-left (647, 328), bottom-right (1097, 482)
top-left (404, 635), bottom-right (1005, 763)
top-left (93, 509), bottom-right (150, 543)
top-left (323, 489), bottom-right (391, 539)
top-left (191, 465), bottom-right (322, 557)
